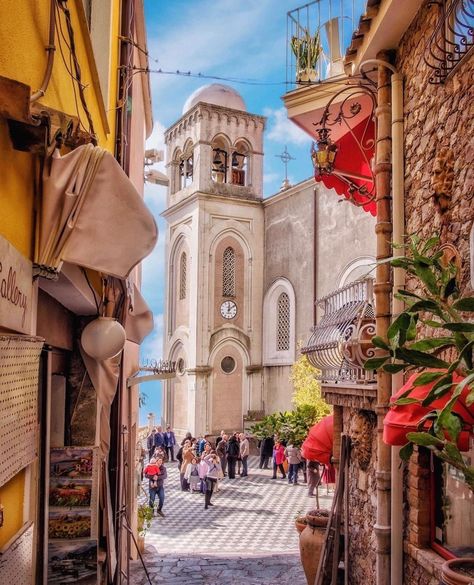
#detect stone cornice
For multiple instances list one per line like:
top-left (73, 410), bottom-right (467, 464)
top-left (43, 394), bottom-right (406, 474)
top-left (164, 102), bottom-right (266, 143)
top-left (161, 190), bottom-right (263, 219)
top-left (186, 366), bottom-right (213, 376)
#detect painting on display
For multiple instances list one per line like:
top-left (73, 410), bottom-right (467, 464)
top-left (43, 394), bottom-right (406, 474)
top-left (48, 510), bottom-right (92, 540)
top-left (49, 478), bottom-right (93, 507)
top-left (48, 540), bottom-right (97, 584)
top-left (50, 447), bottom-right (94, 479)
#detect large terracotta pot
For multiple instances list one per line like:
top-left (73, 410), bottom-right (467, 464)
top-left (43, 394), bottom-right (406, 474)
top-left (441, 558), bottom-right (474, 585)
top-left (299, 511), bottom-right (329, 585)
top-left (295, 517), bottom-right (307, 534)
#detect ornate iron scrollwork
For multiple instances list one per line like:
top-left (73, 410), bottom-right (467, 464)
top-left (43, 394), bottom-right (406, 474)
top-left (302, 278), bottom-right (376, 384)
top-left (424, 0), bottom-right (474, 84)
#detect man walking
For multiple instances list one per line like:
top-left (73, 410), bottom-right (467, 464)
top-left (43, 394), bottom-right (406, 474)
top-left (163, 425), bottom-right (176, 461)
top-left (146, 428), bottom-right (156, 460)
top-left (285, 443), bottom-right (302, 484)
top-left (259, 436), bottom-right (274, 469)
top-left (153, 426), bottom-right (165, 456)
top-left (226, 433), bottom-right (240, 479)
top-left (143, 457), bottom-right (167, 516)
top-left (239, 433), bottom-right (250, 477)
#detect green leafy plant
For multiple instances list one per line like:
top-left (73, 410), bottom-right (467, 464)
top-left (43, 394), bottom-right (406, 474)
top-left (137, 502), bottom-right (153, 537)
top-left (250, 405), bottom-right (319, 446)
top-left (364, 235), bottom-right (474, 491)
top-left (291, 31), bottom-right (322, 72)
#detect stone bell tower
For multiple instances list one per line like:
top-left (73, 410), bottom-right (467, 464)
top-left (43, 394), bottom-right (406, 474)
top-left (162, 84), bottom-right (266, 437)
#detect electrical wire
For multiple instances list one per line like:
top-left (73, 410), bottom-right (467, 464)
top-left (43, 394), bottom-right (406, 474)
top-left (132, 66), bottom-right (378, 88)
top-left (81, 267), bottom-right (101, 315)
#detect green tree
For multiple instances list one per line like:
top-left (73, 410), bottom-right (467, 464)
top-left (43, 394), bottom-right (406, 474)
top-left (290, 354), bottom-right (331, 420)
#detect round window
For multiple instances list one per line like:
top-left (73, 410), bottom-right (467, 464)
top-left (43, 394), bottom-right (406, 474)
top-left (177, 358), bottom-right (185, 375)
top-left (221, 356), bottom-right (236, 374)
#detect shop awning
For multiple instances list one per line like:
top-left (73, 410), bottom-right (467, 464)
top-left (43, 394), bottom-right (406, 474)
top-left (37, 144), bottom-right (158, 279)
top-left (384, 371), bottom-right (474, 451)
top-left (315, 116), bottom-right (376, 216)
top-left (302, 414), bottom-right (334, 465)
top-left (124, 282), bottom-right (154, 344)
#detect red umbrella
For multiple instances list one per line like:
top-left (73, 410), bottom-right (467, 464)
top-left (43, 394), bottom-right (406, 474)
top-left (302, 415), bottom-right (334, 465)
top-left (384, 371), bottom-right (474, 451)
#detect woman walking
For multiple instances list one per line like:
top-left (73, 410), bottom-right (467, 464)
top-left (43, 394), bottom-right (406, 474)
top-left (272, 441), bottom-right (286, 479)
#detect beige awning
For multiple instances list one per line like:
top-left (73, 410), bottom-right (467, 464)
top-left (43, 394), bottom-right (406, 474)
top-left (124, 282), bottom-right (154, 344)
top-left (37, 144), bottom-right (158, 279)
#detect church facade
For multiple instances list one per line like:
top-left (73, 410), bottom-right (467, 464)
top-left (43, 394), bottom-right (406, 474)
top-left (162, 84), bottom-right (376, 438)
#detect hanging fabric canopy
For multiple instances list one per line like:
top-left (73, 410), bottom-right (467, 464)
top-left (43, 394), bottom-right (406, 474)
top-left (384, 371), bottom-right (474, 451)
top-left (37, 144), bottom-right (158, 279)
top-left (315, 117), bottom-right (376, 216)
top-left (301, 414), bottom-right (334, 465)
top-left (124, 282), bottom-right (154, 344)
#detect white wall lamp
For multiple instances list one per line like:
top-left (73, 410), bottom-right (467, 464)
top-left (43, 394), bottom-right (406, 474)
top-left (81, 316), bottom-right (126, 361)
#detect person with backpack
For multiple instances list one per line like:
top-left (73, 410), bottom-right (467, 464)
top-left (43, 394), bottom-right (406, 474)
top-left (226, 433), bottom-right (240, 479)
top-left (285, 443), bottom-right (302, 484)
top-left (143, 457), bottom-right (167, 516)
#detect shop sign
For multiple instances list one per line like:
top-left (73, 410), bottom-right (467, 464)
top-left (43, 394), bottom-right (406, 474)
top-left (0, 234), bottom-right (32, 334)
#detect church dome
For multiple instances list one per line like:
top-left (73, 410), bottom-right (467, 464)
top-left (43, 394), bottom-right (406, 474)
top-left (182, 84), bottom-right (246, 114)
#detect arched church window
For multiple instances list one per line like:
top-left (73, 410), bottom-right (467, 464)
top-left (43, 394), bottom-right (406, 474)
top-left (231, 142), bottom-right (249, 186)
top-left (211, 137), bottom-right (229, 183)
top-left (179, 252), bottom-right (187, 300)
top-left (222, 247), bottom-right (235, 297)
top-left (277, 292), bottom-right (290, 351)
top-left (179, 144), bottom-right (194, 189)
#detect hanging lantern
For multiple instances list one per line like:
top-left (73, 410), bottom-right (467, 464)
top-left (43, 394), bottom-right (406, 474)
top-left (81, 316), bottom-right (126, 361)
top-left (311, 128), bottom-right (338, 177)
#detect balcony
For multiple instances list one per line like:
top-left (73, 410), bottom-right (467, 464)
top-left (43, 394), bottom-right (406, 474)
top-left (286, 0), bottom-right (368, 86)
top-left (301, 278), bottom-right (376, 386)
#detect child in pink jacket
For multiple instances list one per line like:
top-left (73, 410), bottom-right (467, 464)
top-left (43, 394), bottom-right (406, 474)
top-left (271, 441), bottom-right (286, 479)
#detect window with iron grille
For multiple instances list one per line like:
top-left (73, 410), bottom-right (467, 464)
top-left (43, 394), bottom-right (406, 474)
top-left (222, 247), bottom-right (235, 297)
top-left (179, 252), bottom-right (187, 300)
top-left (277, 292), bottom-right (290, 351)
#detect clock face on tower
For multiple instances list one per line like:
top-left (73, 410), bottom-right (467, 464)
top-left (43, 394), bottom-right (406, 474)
top-left (220, 300), bottom-right (237, 320)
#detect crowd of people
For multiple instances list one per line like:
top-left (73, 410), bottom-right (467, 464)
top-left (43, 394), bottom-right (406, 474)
top-left (142, 426), bottom-right (335, 516)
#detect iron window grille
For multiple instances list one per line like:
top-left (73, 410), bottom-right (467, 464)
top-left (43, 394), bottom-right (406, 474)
top-left (302, 278), bottom-right (376, 384)
top-left (277, 292), bottom-right (291, 351)
top-left (424, 0), bottom-right (474, 84)
top-left (179, 252), bottom-right (187, 300)
top-left (222, 247), bottom-right (235, 297)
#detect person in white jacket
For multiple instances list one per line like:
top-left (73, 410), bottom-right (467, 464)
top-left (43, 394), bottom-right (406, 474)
top-left (239, 433), bottom-right (250, 477)
top-left (202, 453), bottom-right (222, 509)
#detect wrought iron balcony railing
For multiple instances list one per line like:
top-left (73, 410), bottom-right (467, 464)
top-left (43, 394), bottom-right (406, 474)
top-left (424, 0), bottom-right (474, 84)
top-left (286, 0), bottom-right (367, 86)
top-left (302, 278), bottom-right (376, 384)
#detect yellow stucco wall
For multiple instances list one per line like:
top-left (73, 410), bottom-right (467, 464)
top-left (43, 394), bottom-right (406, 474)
top-left (0, 469), bottom-right (25, 549)
top-left (0, 0), bottom-right (121, 258)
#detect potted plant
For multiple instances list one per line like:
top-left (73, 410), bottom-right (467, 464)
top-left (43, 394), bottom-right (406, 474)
top-left (137, 502), bottom-right (153, 554)
top-left (364, 235), bottom-right (474, 582)
top-left (291, 31), bottom-right (322, 83)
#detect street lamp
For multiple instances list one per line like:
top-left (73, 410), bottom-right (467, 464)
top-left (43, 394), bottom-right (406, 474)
top-left (311, 128), bottom-right (338, 177)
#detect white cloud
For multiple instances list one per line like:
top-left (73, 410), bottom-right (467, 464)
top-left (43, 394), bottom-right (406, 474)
top-left (265, 107), bottom-right (312, 146)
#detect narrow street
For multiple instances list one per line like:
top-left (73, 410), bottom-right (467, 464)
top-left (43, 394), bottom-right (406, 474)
top-left (130, 456), bottom-right (333, 584)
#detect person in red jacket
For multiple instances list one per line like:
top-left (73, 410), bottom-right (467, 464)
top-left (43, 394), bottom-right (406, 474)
top-left (143, 457), bottom-right (167, 516)
top-left (271, 441), bottom-right (286, 479)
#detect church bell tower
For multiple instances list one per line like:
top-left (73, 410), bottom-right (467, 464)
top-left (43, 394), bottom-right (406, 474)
top-left (162, 84), bottom-right (266, 437)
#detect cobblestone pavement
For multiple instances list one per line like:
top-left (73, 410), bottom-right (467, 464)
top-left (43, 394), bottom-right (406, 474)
top-left (130, 456), bottom-right (333, 584)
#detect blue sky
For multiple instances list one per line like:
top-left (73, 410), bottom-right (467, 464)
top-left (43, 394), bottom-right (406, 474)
top-left (138, 0), bottom-right (362, 423)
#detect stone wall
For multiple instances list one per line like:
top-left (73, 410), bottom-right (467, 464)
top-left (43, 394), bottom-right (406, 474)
top-left (342, 408), bottom-right (377, 585)
top-left (397, 2), bottom-right (474, 295)
top-left (396, 3), bottom-right (474, 583)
